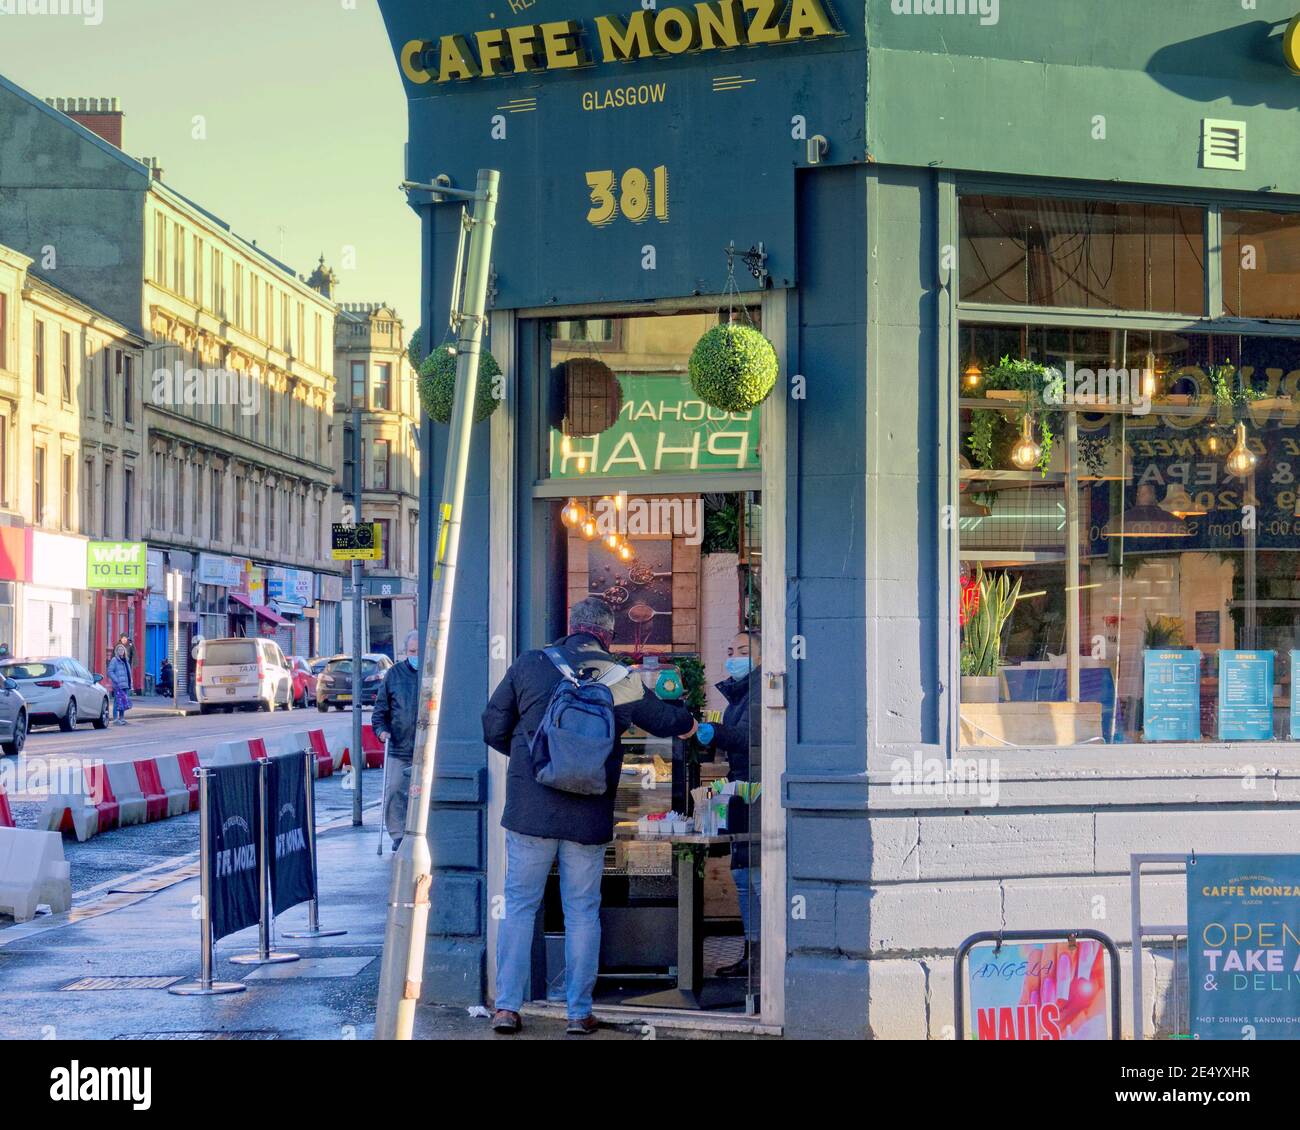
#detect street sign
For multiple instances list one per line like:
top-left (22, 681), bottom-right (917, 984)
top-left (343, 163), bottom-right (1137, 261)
top-left (331, 523), bottom-right (383, 561)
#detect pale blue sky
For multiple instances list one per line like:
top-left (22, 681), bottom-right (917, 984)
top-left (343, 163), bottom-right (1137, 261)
top-left (0, 0), bottom-right (421, 333)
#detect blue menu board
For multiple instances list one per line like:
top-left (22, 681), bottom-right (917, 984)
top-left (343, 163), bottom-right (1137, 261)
top-left (1143, 649), bottom-right (1202, 742)
top-left (1218, 650), bottom-right (1275, 741)
top-left (1292, 651), bottom-right (1300, 740)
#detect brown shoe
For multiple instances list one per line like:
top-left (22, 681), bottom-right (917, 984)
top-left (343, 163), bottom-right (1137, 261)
top-left (566, 1015), bottom-right (599, 1036)
top-left (491, 1009), bottom-right (522, 1033)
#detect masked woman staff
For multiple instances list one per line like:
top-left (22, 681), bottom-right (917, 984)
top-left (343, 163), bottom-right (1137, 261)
top-left (695, 630), bottom-right (761, 980)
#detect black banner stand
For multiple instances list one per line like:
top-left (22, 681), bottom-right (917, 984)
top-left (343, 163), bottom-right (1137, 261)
top-left (231, 758), bottom-right (299, 967)
top-left (283, 749), bottom-right (347, 940)
top-left (169, 767), bottom-right (247, 996)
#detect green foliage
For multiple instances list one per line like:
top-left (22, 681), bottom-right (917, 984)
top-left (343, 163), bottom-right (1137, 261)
top-left (960, 565), bottom-right (1022, 677)
top-left (965, 356), bottom-right (1062, 475)
top-left (406, 327), bottom-right (426, 371)
top-left (1205, 362), bottom-right (1266, 409)
top-left (675, 654), bottom-right (708, 715)
top-left (417, 345), bottom-right (502, 424)
top-left (688, 324), bottom-right (778, 413)
top-left (1143, 614), bottom-right (1186, 649)
top-left (702, 497), bottom-right (740, 554)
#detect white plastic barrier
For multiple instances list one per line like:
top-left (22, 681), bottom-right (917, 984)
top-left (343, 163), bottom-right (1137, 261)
top-left (104, 762), bottom-right (148, 826)
top-left (0, 828), bottom-right (71, 922)
top-left (206, 739), bottom-right (254, 767)
top-left (39, 793), bottom-right (100, 842)
top-left (152, 755), bottom-right (192, 817)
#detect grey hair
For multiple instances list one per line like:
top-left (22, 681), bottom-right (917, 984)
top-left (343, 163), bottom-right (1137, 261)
top-left (568, 596), bottom-right (615, 638)
top-left (404, 629), bottom-right (420, 651)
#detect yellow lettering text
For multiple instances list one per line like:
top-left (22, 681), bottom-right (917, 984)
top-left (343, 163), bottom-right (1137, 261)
top-left (475, 28), bottom-right (510, 76)
top-left (594, 11), bottom-right (657, 61)
top-left (696, 0), bottom-right (743, 48)
top-left (785, 0), bottom-right (837, 40)
top-left (539, 19), bottom-right (590, 69)
top-left (400, 39), bottom-right (433, 84)
top-left (655, 7), bottom-right (700, 54)
top-left (742, 0), bottom-right (781, 44)
top-left (437, 34), bottom-right (481, 82)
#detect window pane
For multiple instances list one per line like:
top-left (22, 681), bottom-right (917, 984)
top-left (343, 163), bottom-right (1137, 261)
top-left (959, 194), bottom-right (1206, 315)
top-left (959, 322), bottom-right (1300, 748)
top-left (1222, 210), bottom-right (1300, 321)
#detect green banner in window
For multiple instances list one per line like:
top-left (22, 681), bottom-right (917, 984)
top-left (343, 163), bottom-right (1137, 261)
top-left (549, 372), bottom-right (760, 479)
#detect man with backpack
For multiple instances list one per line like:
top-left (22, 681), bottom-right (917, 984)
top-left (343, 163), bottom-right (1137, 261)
top-left (482, 597), bottom-right (696, 1036)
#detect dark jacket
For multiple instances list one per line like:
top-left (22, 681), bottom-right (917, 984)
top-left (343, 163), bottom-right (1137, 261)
top-left (372, 658), bottom-right (420, 758)
top-left (482, 633), bottom-right (693, 846)
top-left (707, 667), bottom-right (761, 869)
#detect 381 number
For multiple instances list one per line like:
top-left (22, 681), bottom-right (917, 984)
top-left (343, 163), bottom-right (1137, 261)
top-left (585, 166), bottom-right (670, 227)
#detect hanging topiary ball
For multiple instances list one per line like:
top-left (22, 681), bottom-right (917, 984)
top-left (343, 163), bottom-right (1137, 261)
top-left (406, 326), bottom-right (426, 371)
top-left (688, 323), bottom-right (778, 413)
top-left (417, 344), bottom-right (502, 424)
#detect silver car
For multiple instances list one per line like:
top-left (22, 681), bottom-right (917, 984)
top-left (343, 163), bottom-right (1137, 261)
top-left (0, 657), bottom-right (111, 732)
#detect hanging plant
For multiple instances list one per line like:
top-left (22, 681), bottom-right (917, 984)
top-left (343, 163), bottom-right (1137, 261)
top-left (965, 355), bottom-right (1063, 475)
top-left (553, 357), bottom-right (624, 436)
top-left (688, 323), bottom-right (778, 413)
top-left (417, 344), bottom-right (502, 424)
top-left (407, 326), bottom-right (426, 371)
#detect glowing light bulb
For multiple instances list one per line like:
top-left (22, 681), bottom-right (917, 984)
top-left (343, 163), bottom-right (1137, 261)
top-left (560, 498), bottom-right (580, 528)
top-left (581, 518), bottom-right (597, 540)
top-left (604, 533), bottom-right (620, 551)
top-left (1225, 422), bottom-right (1258, 477)
top-left (1009, 415), bottom-right (1043, 471)
top-left (618, 543), bottom-right (634, 562)
top-left (963, 360), bottom-right (982, 389)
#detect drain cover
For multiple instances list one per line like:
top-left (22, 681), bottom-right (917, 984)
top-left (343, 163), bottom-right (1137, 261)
top-left (62, 976), bottom-right (183, 991)
top-left (117, 1031), bottom-right (280, 1040)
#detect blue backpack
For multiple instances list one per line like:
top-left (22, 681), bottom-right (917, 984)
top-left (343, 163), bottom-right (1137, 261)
top-left (529, 647), bottom-right (627, 796)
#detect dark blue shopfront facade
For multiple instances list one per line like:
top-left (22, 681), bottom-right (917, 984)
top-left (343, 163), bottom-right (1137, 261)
top-left (378, 0), bottom-right (880, 1037)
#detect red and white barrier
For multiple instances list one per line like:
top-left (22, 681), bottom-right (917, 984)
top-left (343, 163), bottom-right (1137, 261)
top-left (41, 728), bottom-right (349, 841)
top-left (0, 780), bottom-right (13, 829)
top-left (0, 828), bottom-right (70, 922)
top-left (339, 724), bottom-right (385, 770)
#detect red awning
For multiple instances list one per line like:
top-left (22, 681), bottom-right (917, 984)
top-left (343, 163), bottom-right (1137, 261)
top-left (254, 604), bottom-right (289, 627)
top-left (229, 592), bottom-right (255, 611)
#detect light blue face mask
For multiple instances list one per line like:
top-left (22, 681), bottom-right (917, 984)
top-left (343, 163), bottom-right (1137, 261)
top-left (724, 657), bottom-right (752, 680)
top-left (407, 655), bottom-right (418, 669)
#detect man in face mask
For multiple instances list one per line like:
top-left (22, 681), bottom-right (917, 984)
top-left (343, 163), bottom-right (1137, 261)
top-left (371, 629), bottom-right (421, 850)
top-left (694, 630), bottom-right (762, 980)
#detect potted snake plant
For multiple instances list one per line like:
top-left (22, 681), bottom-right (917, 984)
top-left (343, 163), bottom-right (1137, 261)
top-left (959, 566), bottom-right (1021, 703)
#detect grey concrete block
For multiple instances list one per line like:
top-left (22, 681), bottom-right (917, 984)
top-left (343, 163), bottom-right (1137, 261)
top-left (788, 884), bottom-right (837, 951)
top-left (785, 952), bottom-right (870, 1039)
top-left (835, 884), bottom-right (872, 955)
top-left (866, 958), bottom-right (927, 1039)
top-left (916, 811), bottom-right (1094, 880)
top-left (1094, 808), bottom-right (1300, 872)
top-left (868, 881), bottom-right (1003, 953)
top-left (429, 873), bottom-right (483, 938)
top-left (789, 812), bottom-right (871, 882)
top-left (429, 806), bottom-right (482, 871)
top-left (421, 939), bottom-right (485, 1006)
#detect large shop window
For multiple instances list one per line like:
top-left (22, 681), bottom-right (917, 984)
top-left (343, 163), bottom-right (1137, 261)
top-left (960, 194), bottom-right (1207, 316)
top-left (529, 311), bottom-right (764, 1013)
top-left (958, 323), bottom-right (1300, 748)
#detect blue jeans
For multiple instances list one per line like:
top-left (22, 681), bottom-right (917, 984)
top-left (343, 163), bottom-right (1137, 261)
top-left (496, 830), bottom-right (606, 1020)
top-left (733, 866), bottom-right (761, 944)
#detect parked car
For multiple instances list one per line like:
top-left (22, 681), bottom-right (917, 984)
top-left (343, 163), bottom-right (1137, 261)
top-left (0, 674), bottom-right (27, 756)
top-left (194, 637), bottom-right (294, 714)
top-left (315, 653), bottom-right (392, 711)
top-left (288, 656), bottom-right (317, 707)
top-left (0, 657), bottom-right (110, 732)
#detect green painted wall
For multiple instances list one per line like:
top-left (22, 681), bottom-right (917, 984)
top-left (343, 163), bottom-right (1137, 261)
top-left (867, 0), bottom-right (1300, 196)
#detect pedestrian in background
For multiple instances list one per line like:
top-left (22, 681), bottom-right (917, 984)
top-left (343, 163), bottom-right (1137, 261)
top-left (108, 645), bottom-right (132, 725)
top-left (117, 633), bottom-right (137, 694)
top-left (370, 629), bottom-right (420, 850)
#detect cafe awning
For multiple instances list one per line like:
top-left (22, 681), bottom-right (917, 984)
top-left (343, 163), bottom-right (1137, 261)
top-left (255, 604), bottom-right (289, 627)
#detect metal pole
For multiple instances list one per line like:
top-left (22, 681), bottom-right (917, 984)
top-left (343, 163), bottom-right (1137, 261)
top-left (232, 758), bottom-right (298, 965)
top-left (284, 749), bottom-right (346, 939)
top-left (170, 767), bottom-right (244, 995)
top-left (351, 405), bottom-right (365, 826)
top-left (170, 571), bottom-right (179, 709)
top-left (375, 168), bottom-right (499, 1040)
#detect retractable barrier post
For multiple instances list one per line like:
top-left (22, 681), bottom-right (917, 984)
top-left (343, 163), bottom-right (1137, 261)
top-left (169, 767), bottom-right (246, 996)
top-left (284, 749), bottom-right (346, 940)
top-left (231, 758), bottom-right (299, 966)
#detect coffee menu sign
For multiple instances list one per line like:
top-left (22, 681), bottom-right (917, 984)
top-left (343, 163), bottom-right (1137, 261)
top-left (377, 0), bottom-right (865, 308)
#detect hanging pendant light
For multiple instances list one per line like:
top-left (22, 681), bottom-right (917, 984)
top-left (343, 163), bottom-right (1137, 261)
top-left (1009, 414), bottom-right (1043, 471)
top-left (1225, 421), bottom-right (1258, 477)
top-left (963, 359), bottom-right (983, 390)
top-left (560, 498), bottom-right (587, 528)
top-left (580, 516), bottom-right (598, 540)
top-left (617, 541), bottom-right (635, 562)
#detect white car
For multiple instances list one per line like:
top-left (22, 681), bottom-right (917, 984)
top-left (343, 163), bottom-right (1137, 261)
top-left (195, 637), bottom-right (294, 714)
top-left (0, 657), bottom-right (110, 731)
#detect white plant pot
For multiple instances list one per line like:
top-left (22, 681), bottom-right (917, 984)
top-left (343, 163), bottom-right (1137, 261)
top-left (961, 675), bottom-right (1001, 704)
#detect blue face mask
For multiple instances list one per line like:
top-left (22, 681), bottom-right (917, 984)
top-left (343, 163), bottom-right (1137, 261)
top-left (724, 657), bottom-right (752, 680)
top-left (407, 655), bottom-right (418, 669)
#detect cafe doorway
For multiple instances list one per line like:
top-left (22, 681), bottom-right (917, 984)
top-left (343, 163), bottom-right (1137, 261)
top-left (486, 303), bottom-right (787, 1025)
